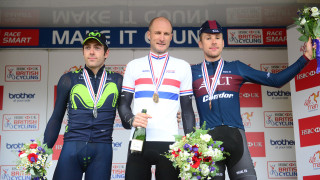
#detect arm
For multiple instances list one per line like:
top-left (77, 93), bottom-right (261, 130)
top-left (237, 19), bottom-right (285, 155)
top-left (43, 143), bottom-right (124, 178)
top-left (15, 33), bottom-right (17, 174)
top-left (180, 95), bottom-right (196, 134)
top-left (43, 74), bottom-right (71, 148)
top-left (239, 37), bottom-right (316, 87)
top-left (118, 91), bottom-right (151, 129)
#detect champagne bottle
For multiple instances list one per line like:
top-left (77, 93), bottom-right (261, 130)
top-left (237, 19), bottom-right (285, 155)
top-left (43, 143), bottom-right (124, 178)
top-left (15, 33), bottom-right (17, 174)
top-left (130, 109), bottom-right (147, 154)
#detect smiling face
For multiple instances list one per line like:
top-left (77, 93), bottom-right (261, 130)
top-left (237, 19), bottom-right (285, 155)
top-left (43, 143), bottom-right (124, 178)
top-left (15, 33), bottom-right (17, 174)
top-left (83, 39), bottom-right (109, 74)
top-left (147, 17), bottom-right (173, 55)
top-left (198, 33), bottom-right (224, 62)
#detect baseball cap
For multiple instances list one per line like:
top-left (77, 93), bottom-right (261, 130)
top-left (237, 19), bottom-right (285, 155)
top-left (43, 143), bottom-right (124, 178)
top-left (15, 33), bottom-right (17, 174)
top-left (199, 20), bottom-right (223, 35)
top-left (83, 31), bottom-right (108, 48)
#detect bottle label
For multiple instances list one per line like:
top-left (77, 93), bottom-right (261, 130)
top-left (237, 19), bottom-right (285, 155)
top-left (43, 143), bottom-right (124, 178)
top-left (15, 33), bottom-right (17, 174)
top-left (130, 139), bottom-right (144, 151)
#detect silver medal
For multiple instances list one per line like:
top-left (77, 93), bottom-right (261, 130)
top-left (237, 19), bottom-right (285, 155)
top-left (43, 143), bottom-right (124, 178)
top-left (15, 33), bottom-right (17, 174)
top-left (93, 106), bottom-right (98, 118)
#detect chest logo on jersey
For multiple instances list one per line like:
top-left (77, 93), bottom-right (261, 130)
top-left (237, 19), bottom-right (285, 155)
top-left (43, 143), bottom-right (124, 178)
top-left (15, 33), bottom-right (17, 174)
top-left (198, 76), bottom-right (233, 90)
top-left (70, 82), bottom-right (119, 110)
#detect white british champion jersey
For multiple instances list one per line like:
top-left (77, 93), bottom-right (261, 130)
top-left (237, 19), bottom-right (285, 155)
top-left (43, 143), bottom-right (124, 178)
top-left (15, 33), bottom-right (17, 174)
top-left (122, 52), bottom-right (193, 142)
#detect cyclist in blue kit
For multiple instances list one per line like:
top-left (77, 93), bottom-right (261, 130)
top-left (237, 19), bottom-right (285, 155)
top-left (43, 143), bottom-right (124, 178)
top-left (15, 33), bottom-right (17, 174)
top-left (192, 20), bottom-right (317, 179)
top-left (43, 31), bottom-right (123, 180)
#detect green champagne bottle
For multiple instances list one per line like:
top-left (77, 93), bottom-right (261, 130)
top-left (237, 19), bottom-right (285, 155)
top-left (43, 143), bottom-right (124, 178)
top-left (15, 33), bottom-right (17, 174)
top-left (130, 109), bottom-right (147, 154)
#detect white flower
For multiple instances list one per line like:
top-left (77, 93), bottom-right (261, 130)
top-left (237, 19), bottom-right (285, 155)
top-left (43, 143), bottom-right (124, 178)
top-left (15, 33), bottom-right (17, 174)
top-left (36, 166), bottom-right (40, 169)
top-left (37, 161), bottom-right (40, 164)
top-left (183, 164), bottom-right (190, 171)
top-left (304, 7), bottom-right (310, 13)
top-left (200, 164), bottom-right (210, 176)
top-left (19, 153), bottom-right (27, 158)
top-left (212, 148), bottom-right (224, 161)
top-left (311, 11), bottom-right (320, 17)
top-left (311, 7), bottom-right (319, 13)
top-left (300, 18), bottom-right (306, 25)
top-left (200, 134), bottom-right (212, 142)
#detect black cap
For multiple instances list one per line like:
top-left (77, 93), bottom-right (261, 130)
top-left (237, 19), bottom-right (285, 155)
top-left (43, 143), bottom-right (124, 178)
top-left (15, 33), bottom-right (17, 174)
top-left (199, 20), bottom-right (223, 35)
top-left (83, 31), bottom-right (108, 48)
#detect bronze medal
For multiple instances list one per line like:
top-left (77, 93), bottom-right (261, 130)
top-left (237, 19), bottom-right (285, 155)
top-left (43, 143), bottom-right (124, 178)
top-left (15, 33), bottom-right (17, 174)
top-left (209, 100), bottom-right (212, 110)
top-left (153, 93), bottom-right (159, 103)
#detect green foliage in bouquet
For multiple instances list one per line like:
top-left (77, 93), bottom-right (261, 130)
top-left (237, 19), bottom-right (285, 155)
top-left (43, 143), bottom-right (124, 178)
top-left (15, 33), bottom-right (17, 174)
top-left (294, 6), bottom-right (320, 42)
top-left (164, 122), bottom-right (229, 180)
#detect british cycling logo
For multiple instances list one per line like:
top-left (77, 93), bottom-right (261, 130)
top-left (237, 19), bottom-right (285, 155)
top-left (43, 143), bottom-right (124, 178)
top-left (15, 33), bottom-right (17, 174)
top-left (241, 112), bottom-right (253, 128)
top-left (304, 91), bottom-right (319, 112)
top-left (3, 114), bottom-right (39, 131)
top-left (1, 166), bottom-right (30, 180)
top-left (269, 138), bottom-right (295, 150)
top-left (260, 63), bottom-right (288, 74)
top-left (111, 163), bottom-right (125, 179)
top-left (267, 161), bottom-right (297, 178)
top-left (309, 150), bottom-right (320, 169)
top-left (264, 111), bottom-right (293, 128)
top-left (5, 65), bottom-right (41, 82)
top-left (8, 92), bottom-right (36, 103)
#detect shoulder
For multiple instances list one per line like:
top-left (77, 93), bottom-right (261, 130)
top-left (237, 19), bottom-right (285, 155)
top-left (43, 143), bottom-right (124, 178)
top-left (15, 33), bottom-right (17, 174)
top-left (127, 56), bottom-right (148, 66)
top-left (169, 56), bottom-right (191, 68)
top-left (106, 70), bottom-right (123, 79)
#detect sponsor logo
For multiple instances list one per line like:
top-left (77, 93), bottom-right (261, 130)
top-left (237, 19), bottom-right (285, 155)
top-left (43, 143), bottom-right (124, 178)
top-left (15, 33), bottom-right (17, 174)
top-left (264, 111), bottom-right (293, 128)
top-left (263, 29), bottom-right (287, 45)
top-left (112, 142), bottom-right (123, 151)
top-left (52, 135), bottom-right (64, 160)
top-left (6, 142), bottom-right (24, 153)
top-left (260, 63), bottom-right (288, 73)
top-left (304, 91), bottom-right (319, 112)
top-left (202, 92), bottom-right (234, 102)
top-left (299, 115), bottom-right (320, 147)
top-left (1, 165), bottom-right (31, 180)
top-left (270, 139), bottom-right (295, 150)
top-left (5, 65), bottom-right (41, 82)
top-left (246, 132), bottom-right (266, 157)
top-left (239, 84), bottom-right (262, 107)
top-left (0, 29), bottom-right (39, 46)
top-left (111, 163), bottom-right (126, 179)
top-left (2, 114), bottom-right (39, 131)
top-left (64, 65), bottom-right (83, 74)
top-left (1, 9), bottom-right (39, 26)
top-left (114, 113), bottom-right (125, 130)
top-left (309, 150), bottom-right (320, 169)
top-left (0, 86), bottom-right (3, 110)
top-left (241, 112), bottom-right (254, 128)
top-left (295, 60), bottom-right (320, 91)
top-left (8, 92), bottom-right (36, 103)
top-left (267, 161), bottom-right (297, 178)
top-left (228, 29), bottom-right (263, 45)
top-left (266, 90), bottom-right (291, 100)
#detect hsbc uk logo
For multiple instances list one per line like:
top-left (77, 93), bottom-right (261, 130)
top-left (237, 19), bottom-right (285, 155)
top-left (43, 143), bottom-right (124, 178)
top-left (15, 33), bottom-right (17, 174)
top-left (270, 139), bottom-right (295, 150)
top-left (304, 91), bottom-right (319, 112)
top-left (267, 161), bottom-right (297, 178)
top-left (309, 150), bottom-right (320, 169)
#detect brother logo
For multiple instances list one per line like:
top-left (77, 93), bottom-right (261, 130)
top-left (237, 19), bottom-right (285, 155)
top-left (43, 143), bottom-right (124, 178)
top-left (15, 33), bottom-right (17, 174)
top-left (9, 93), bottom-right (35, 99)
top-left (267, 90), bottom-right (291, 96)
top-left (270, 139), bottom-right (295, 146)
top-left (6, 143), bottom-right (24, 149)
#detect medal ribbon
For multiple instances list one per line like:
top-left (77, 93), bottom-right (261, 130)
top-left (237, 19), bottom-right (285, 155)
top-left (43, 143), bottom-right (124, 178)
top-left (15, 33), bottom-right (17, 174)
top-left (201, 58), bottom-right (224, 101)
top-left (83, 68), bottom-right (107, 109)
top-left (148, 52), bottom-right (169, 94)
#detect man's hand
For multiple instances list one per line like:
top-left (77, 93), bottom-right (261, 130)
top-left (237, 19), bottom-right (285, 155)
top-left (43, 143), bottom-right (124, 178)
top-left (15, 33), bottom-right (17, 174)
top-left (304, 37), bottom-right (319, 60)
top-left (132, 113), bottom-right (152, 128)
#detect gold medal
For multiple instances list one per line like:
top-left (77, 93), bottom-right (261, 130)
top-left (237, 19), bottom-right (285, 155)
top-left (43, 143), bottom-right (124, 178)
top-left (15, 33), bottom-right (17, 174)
top-left (153, 93), bottom-right (159, 103)
top-left (209, 100), bottom-right (212, 110)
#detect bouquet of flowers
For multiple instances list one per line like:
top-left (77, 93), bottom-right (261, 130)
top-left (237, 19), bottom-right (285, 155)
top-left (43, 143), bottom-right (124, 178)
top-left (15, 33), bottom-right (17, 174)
top-left (164, 123), bottom-right (229, 180)
top-left (16, 139), bottom-right (53, 180)
top-left (295, 6), bottom-right (320, 73)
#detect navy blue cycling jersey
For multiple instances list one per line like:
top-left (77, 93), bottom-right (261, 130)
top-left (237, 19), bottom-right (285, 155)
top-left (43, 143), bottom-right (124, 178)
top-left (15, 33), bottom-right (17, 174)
top-left (191, 55), bottom-right (309, 130)
top-left (44, 65), bottom-right (122, 148)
